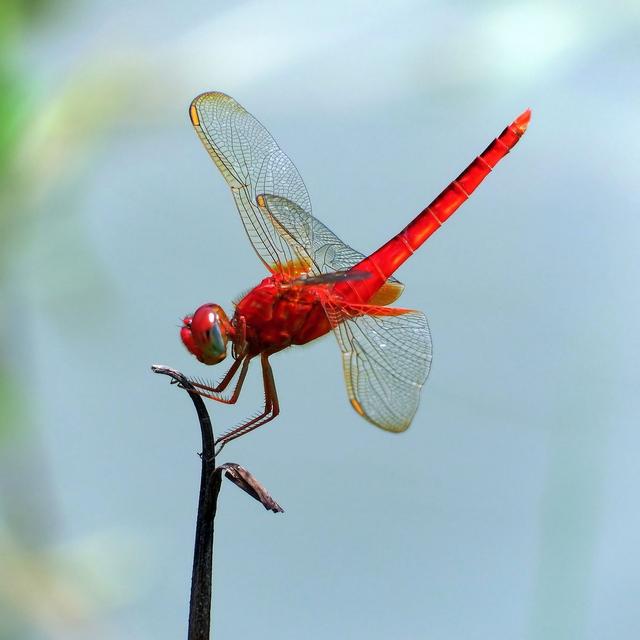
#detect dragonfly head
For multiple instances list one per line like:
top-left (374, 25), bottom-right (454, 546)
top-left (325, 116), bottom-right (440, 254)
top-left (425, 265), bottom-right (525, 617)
top-left (181, 303), bottom-right (232, 365)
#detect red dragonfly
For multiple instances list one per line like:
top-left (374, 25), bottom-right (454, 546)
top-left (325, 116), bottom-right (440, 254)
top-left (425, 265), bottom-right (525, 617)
top-left (180, 92), bottom-right (530, 451)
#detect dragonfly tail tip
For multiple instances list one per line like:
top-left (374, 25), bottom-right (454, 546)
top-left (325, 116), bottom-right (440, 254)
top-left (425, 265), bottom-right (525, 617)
top-left (513, 108), bottom-right (532, 134)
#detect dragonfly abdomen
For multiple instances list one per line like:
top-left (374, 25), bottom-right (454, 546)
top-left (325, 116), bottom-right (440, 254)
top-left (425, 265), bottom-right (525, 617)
top-left (341, 109), bottom-right (531, 303)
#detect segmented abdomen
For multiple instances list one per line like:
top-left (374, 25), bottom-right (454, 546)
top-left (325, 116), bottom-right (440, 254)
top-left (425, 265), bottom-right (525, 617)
top-left (340, 109), bottom-right (531, 303)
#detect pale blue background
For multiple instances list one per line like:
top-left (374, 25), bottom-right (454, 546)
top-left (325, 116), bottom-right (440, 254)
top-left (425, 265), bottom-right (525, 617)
top-left (2, 1), bottom-right (639, 638)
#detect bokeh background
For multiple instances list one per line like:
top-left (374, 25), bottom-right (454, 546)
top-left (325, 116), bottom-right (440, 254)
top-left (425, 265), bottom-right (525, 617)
top-left (1, 1), bottom-right (639, 638)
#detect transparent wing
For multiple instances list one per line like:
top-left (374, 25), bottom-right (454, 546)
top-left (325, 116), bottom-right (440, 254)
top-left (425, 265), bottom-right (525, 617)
top-left (323, 301), bottom-right (432, 432)
top-left (190, 92), bottom-right (313, 276)
top-left (260, 193), bottom-right (404, 304)
top-left (191, 93), bottom-right (403, 301)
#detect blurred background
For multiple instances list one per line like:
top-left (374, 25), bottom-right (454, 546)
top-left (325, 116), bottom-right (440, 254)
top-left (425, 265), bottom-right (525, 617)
top-left (1, 1), bottom-right (639, 638)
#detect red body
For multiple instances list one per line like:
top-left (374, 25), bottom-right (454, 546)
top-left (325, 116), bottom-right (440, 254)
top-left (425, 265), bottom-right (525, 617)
top-left (233, 110), bottom-right (530, 356)
top-left (234, 275), bottom-right (332, 355)
top-left (180, 92), bottom-right (531, 443)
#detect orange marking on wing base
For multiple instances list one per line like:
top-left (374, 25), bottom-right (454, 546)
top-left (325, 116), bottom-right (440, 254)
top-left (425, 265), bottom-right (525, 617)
top-left (256, 194), bottom-right (266, 208)
top-left (278, 257), bottom-right (313, 277)
top-left (368, 281), bottom-right (404, 306)
top-left (189, 104), bottom-right (200, 126)
top-left (350, 398), bottom-right (365, 416)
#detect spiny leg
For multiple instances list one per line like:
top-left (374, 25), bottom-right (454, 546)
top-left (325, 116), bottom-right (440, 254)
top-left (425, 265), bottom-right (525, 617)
top-left (186, 356), bottom-right (251, 405)
top-left (189, 355), bottom-right (243, 393)
top-left (214, 352), bottom-right (280, 454)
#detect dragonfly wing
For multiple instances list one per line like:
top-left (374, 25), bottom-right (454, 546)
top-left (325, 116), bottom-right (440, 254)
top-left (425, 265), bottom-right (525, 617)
top-left (323, 301), bottom-right (432, 432)
top-left (190, 92), bottom-right (313, 276)
top-left (260, 193), bottom-right (404, 303)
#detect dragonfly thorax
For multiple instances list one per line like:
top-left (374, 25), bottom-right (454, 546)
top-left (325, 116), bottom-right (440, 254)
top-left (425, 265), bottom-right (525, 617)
top-left (181, 303), bottom-right (233, 365)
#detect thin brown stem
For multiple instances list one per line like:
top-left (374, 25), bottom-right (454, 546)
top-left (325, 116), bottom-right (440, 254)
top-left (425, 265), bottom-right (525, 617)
top-left (152, 365), bottom-right (218, 640)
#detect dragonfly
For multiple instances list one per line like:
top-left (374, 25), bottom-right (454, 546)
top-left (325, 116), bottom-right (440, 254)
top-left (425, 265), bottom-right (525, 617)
top-left (180, 92), bottom-right (530, 451)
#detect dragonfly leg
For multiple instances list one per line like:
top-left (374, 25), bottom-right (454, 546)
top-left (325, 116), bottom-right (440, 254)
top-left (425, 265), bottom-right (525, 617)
top-left (190, 355), bottom-right (243, 392)
top-left (186, 356), bottom-right (251, 405)
top-left (232, 315), bottom-right (248, 359)
top-left (214, 352), bottom-right (279, 453)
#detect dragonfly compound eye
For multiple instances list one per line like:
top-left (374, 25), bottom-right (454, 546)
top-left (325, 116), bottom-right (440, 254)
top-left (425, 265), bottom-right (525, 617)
top-left (182, 304), bottom-right (231, 365)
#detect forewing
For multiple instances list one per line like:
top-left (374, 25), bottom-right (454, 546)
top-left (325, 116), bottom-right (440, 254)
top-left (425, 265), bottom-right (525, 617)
top-left (261, 193), bottom-right (404, 303)
top-left (323, 301), bottom-right (432, 432)
top-left (190, 92), bottom-right (313, 276)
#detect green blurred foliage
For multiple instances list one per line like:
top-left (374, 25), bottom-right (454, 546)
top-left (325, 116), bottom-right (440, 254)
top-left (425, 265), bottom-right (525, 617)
top-left (0, 3), bottom-right (118, 637)
top-left (0, 0), bottom-right (49, 442)
top-left (0, 371), bottom-right (21, 442)
top-left (0, 2), bottom-right (36, 439)
top-left (0, 0), bottom-right (53, 171)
